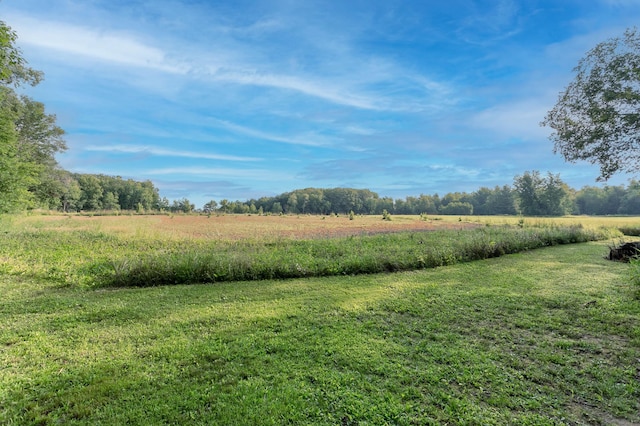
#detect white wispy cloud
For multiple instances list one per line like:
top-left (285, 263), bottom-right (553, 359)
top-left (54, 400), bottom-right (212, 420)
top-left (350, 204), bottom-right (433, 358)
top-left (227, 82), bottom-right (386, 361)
top-left (8, 15), bottom-right (189, 74)
top-left (6, 5), bottom-right (457, 115)
top-left (142, 167), bottom-right (293, 181)
top-left (454, 0), bottom-right (523, 45)
top-left (84, 144), bottom-right (262, 162)
top-left (209, 118), bottom-right (336, 147)
top-left (206, 69), bottom-right (385, 111)
top-left (425, 164), bottom-right (482, 179)
top-left (9, 11), bottom-right (452, 112)
top-left (343, 125), bottom-right (378, 136)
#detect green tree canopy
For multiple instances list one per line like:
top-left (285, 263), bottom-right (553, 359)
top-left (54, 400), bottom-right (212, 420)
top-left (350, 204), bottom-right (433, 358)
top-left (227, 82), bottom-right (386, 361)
top-left (0, 20), bottom-right (67, 212)
top-left (0, 21), bottom-right (42, 87)
top-left (0, 102), bottom-right (34, 212)
top-left (513, 171), bottom-right (572, 216)
top-left (542, 27), bottom-right (640, 180)
top-left (13, 94), bottom-right (66, 166)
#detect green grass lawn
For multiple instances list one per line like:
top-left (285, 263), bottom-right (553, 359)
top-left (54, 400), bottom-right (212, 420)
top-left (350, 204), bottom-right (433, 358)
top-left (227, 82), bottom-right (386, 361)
top-left (1, 240), bottom-right (639, 425)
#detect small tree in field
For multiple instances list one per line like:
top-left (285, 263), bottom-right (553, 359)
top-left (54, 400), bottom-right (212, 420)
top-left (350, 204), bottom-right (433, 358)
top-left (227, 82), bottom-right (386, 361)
top-left (202, 200), bottom-right (218, 214)
top-left (542, 28), bottom-right (640, 181)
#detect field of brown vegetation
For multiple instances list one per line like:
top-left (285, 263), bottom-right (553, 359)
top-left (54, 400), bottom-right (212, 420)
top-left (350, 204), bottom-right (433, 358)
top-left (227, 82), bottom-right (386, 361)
top-left (30, 213), bottom-right (481, 240)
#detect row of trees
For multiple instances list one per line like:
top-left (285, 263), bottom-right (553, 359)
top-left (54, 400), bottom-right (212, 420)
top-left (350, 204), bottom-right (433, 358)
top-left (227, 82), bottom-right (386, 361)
top-left (35, 169), bottom-right (640, 216)
top-left (54, 173), bottom-right (161, 213)
top-left (203, 172), bottom-right (640, 216)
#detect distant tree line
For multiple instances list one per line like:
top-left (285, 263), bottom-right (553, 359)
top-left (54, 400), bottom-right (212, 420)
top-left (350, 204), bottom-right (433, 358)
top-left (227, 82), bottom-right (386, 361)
top-left (35, 172), bottom-right (202, 214)
top-left (47, 173), bottom-right (160, 213)
top-left (204, 172), bottom-right (640, 216)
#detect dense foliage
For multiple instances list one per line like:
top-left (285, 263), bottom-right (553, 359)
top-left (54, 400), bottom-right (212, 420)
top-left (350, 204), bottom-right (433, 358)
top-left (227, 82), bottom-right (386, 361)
top-left (0, 21), bottom-right (50, 213)
top-left (210, 178), bottom-right (640, 216)
top-left (66, 173), bottom-right (161, 212)
top-left (543, 27), bottom-right (640, 180)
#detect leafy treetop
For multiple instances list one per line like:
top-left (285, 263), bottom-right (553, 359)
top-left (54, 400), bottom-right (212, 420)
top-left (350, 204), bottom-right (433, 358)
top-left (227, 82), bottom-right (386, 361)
top-left (0, 21), bottom-right (42, 87)
top-left (542, 27), bottom-right (640, 181)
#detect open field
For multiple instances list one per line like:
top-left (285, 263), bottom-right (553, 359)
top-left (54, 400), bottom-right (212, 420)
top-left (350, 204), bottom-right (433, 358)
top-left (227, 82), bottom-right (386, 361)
top-left (0, 214), bottom-right (639, 424)
top-left (7, 213), bottom-right (479, 241)
top-left (11, 212), bottom-right (640, 240)
top-left (0, 214), bottom-right (621, 287)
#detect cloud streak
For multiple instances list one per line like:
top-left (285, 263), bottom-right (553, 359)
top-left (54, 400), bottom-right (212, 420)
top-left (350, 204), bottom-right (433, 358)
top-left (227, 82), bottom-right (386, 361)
top-left (8, 11), bottom-right (451, 112)
top-left (142, 167), bottom-right (293, 181)
top-left (208, 118), bottom-right (337, 147)
top-left (9, 15), bottom-right (189, 74)
top-left (85, 144), bottom-right (262, 162)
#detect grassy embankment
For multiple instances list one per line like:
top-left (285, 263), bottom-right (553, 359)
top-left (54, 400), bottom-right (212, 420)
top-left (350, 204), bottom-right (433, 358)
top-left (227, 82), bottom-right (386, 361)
top-left (0, 214), bottom-right (639, 424)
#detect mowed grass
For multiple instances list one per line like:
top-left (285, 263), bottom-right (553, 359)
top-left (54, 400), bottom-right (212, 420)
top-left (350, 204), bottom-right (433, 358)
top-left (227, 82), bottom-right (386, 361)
top-left (0, 214), bottom-right (639, 424)
top-left (1, 232), bottom-right (640, 423)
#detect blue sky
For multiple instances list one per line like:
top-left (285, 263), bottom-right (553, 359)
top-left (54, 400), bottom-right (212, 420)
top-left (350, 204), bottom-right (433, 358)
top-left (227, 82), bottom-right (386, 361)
top-left (2, 0), bottom-right (639, 207)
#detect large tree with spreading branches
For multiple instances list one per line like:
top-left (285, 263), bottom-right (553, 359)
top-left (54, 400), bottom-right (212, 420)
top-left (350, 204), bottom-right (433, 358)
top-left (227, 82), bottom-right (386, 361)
top-left (542, 28), bottom-right (640, 181)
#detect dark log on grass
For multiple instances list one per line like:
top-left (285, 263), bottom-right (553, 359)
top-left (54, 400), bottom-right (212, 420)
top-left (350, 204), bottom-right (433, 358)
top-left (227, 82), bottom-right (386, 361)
top-left (608, 242), bottom-right (640, 262)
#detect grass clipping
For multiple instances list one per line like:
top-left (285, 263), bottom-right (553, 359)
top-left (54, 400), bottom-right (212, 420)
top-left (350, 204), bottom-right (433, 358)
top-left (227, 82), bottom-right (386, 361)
top-left (99, 224), bottom-right (616, 287)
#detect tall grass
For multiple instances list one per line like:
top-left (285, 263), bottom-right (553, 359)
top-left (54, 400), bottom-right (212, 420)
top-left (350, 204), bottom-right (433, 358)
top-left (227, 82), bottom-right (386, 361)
top-left (101, 224), bottom-right (616, 287)
top-left (0, 215), bottom-right (619, 288)
top-left (619, 226), bottom-right (640, 236)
